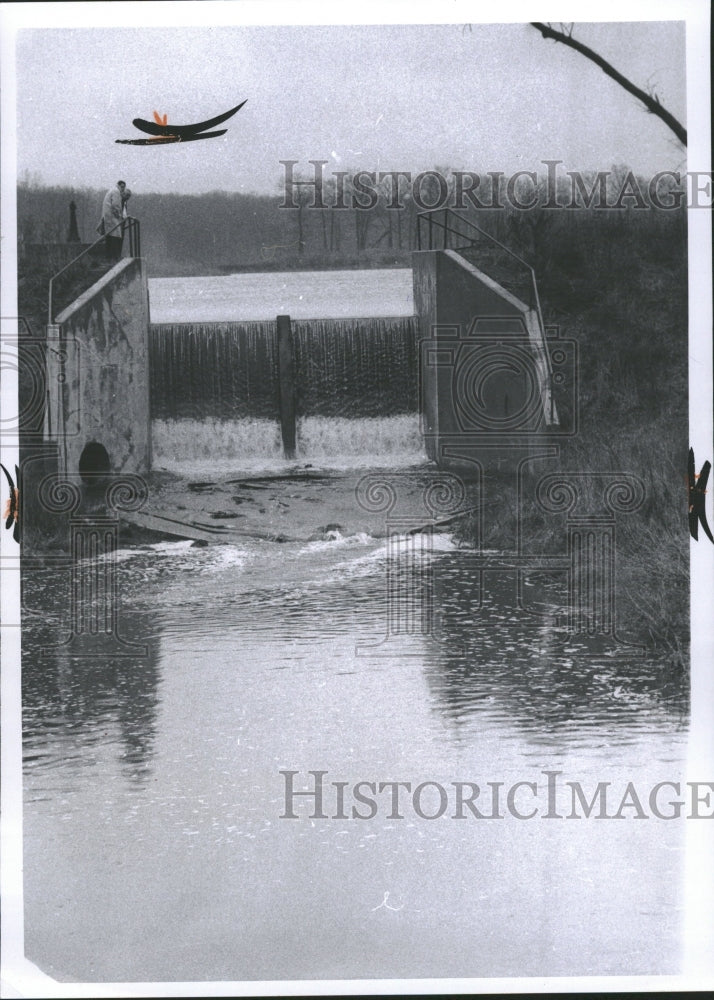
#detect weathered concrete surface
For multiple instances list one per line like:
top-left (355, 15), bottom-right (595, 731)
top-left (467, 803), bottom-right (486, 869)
top-left (48, 258), bottom-right (151, 477)
top-left (413, 249), bottom-right (555, 471)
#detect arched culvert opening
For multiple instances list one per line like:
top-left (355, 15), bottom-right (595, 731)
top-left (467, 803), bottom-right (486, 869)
top-left (79, 441), bottom-right (111, 485)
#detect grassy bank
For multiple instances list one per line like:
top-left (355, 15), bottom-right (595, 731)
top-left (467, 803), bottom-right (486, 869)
top-left (454, 206), bottom-right (689, 669)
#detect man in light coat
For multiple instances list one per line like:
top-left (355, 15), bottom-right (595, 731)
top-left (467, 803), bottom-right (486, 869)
top-left (99, 180), bottom-right (126, 261)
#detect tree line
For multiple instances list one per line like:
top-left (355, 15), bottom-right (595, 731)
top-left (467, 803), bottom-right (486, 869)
top-left (17, 167), bottom-right (685, 280)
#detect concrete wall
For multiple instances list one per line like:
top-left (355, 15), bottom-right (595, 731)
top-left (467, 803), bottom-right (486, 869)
top-left (413, 249), bottom-right (555, 471)
top-left (47, 257), bottom-right (151, 477)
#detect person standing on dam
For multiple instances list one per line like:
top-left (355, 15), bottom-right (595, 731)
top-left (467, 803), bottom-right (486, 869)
top-left (97, 179), bottom-right (127, 262)
top-left (121, 186), bottom-right (132, 223)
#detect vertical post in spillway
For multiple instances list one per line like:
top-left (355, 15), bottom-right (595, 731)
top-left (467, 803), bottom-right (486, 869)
top-left (277, 314), bottom-right (297, 459)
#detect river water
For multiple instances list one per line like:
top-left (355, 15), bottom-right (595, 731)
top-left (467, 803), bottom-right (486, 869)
top-left (22, 465), bottom-right (688, 983)
top-left (148, 269), bottom-right (415, 324)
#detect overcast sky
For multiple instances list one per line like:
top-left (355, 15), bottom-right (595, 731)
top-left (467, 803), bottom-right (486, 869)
top-left (14, 19), bottom-right (686, 195)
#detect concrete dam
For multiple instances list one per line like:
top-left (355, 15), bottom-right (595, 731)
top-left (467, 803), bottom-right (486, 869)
top-left (41, 209), bottom-right (565, 481)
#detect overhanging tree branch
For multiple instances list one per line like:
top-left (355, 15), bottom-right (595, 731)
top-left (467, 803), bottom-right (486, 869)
top-left (530, 21), bottom-right (687, 147)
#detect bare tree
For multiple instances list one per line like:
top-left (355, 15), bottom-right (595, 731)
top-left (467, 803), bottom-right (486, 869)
top-left (530, 22), bottom-right (687, 147)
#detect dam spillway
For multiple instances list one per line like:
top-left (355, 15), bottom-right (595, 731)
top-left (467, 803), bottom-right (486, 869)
top-left (149, 317), bottom-right (420, 421)
top-left (147, 268), bottom-right (421, 466)
top-left (42, 224), bottom-right (558, 479)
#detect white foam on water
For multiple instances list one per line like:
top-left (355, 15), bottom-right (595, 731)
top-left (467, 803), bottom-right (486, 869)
top-left (428, 533), bottom-right (460, 552)
top-left (102, 539), bottom-right (254, 579)
top-left (81, 541), bottom-right (192, 566)
top-left (151, 415), bottom-right (426, 473)
top-left (297, 530), bottom-right (377, 555)
top-left (148, 540), bottom-right (196, 554)
top-left (103, 540), bottom-right (195, 564)
top-left (152, 417), bottom-right (283, 463)
top-left (305, 531), bottom-right (459, 588)
top-left (207, 545), bottom-right (255, 570)
top-left (297, 414), bottom-right (424, 458)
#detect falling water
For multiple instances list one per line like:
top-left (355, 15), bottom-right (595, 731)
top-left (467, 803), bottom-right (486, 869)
top-left (151, 414), bottom-right (425, 473)
top-left (149, 316), bottom-right (419, 420)
top-left (291, 317), bottom-right (419, 417)
top-left (150, 321), bottom-right (279, 420)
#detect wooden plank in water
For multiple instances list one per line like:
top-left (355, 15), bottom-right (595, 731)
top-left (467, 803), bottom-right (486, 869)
top-left (120, 509), bottom-right (231, 542)
top-left (120, 509), bottom-right (294, 544)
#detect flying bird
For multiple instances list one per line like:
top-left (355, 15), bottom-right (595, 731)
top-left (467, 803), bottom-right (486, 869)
top-left (1, 463), bottom-right (19, 542)
top-left (688, 447), bottom-right (713, 543)
top-left (116, 99), bottom-right (247, 145)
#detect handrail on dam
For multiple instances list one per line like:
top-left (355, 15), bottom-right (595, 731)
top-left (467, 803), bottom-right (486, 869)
top-left (47, 217), bottom-right (141, 325)
top-left (416, 208), bottom-right (544, 318)
top-left (417, 207), bottom-right (527, 265)
top-left (416, 207), bottom-right (555, 421)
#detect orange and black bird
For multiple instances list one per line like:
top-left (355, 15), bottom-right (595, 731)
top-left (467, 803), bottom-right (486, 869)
top-left (116, 100), bottom-right (247, 145)
top-left (1, 463), bottom-right (19, 542)
top-left (688, 448), bottom-right (713, 543)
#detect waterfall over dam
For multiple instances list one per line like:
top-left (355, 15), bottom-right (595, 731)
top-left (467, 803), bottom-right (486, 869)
top-left (147, 269), bottom-right (423, 469)
top-left (149, 316), bottom-right (420, 421)
top-left (143, 246), bottom-right (558, 472)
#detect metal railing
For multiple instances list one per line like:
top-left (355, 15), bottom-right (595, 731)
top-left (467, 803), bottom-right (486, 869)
top-left (48, 217), bottom-right (141, 324)
top-left (416, 208), bottom-right (555, 421)
top-left (417, 207), bottom-right (547, 335)
top-left (417, 206), bottom-right (532, 278)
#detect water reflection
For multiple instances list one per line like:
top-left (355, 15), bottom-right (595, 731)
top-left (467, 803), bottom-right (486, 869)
top-left (21, 546), bottom-right (688, 770)
top-left (23, 564), bottom-right (161, 781)
top-left (426, 557), bottom-right (688, 743)
top-left (20, 536), bottom-right (689, 981)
